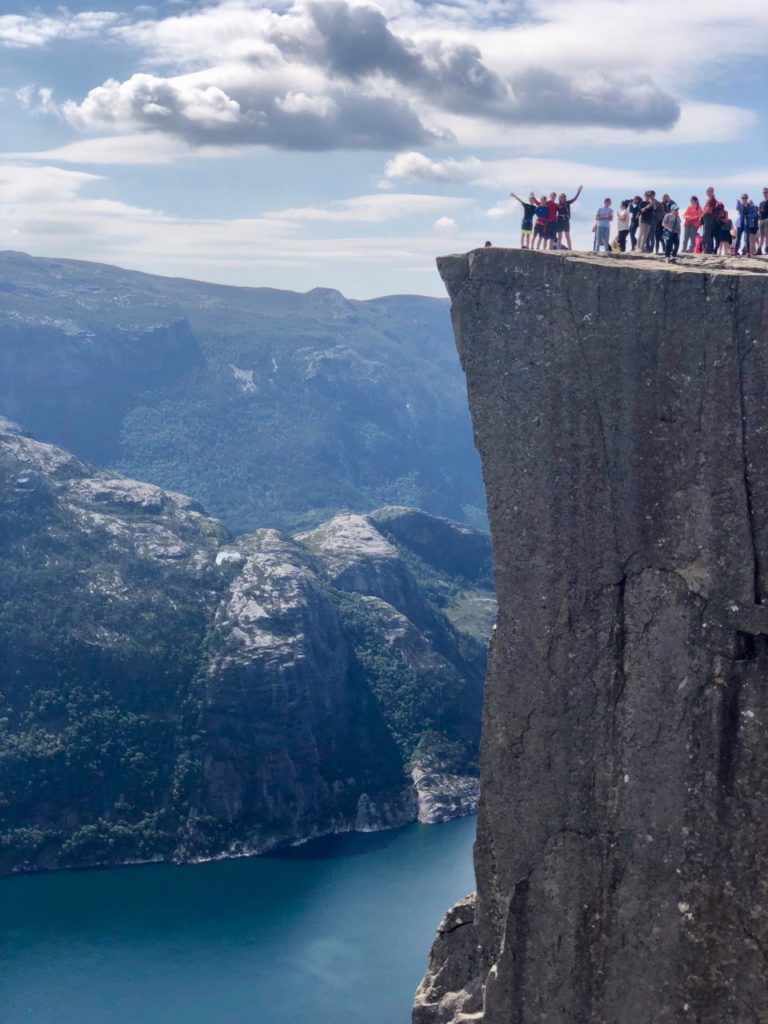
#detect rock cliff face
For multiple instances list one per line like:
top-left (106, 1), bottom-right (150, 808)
top-left (0, 419), bottom-right (489, 874)
top-left (415, 250), bottom-right (768, 1023)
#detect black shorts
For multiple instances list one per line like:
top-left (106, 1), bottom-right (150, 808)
top-left (545, 222), bottom-right (557, 240)
top-left (533, 223), bottom-right (545, 237)
top-left (556, 218), bottom-right (569, 233)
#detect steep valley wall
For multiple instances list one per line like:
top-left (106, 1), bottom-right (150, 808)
top-left (415, 249), bottom-right (768, 1023)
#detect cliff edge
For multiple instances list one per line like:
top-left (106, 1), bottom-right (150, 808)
top-left (415, 249), bottom-right (768, 1023)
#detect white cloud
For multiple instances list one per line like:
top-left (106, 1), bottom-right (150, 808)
top-left (3, 134), bottom-right (202, 166)
top-left (0, 12), bottom-right (121, 49)
top-left (434, 216), bottom-right (457, 232)
top-left (27, 1), bottom-right (696, 153)
top-left (265, 192), bottom-right (472, 222)
top-left (381, 151), bottom-right (482, 184)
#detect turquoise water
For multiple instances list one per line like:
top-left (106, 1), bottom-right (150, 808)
top-left (0, 817), bottom-right (475, 1024)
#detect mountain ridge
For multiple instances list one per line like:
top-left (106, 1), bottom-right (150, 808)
top-left (0, 418), bottom-right (492, 875)
top-left (0, 250), bottom-right (485, 533)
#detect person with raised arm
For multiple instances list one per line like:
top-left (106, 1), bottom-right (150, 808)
top-left (555, 185), bottom-right (583, 250)
top-left (532, 195), bottom-right (549, 251)
top-left (509, 190), bottom-right (538, 249)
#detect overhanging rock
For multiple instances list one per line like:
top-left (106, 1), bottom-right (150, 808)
top-left (415, 249), bottom-right (768, 1024)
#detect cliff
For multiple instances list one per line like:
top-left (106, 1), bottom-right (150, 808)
top-left (415, 249), bottom-right (768, 1023)
top-left (0, 420), bottom-right (490, 874)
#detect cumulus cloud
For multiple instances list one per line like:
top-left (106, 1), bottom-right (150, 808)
top-left (433, 216), bottom-right (457, 232)
top-left (265, 192), bottom-right (471, 222)
top-left (61, 66), bottom-right (447, 149)
top-left (0, 12), bottom-right (121, 49)
top-left (382, 151), bottom-right (482, 183)
top-left (46, 0), bottom-right (682, 152)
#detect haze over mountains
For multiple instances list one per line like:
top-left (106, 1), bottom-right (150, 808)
top-left (0, 251), bottom-right (485, 534)
top-left (0, 252), bottom-right (492, 874)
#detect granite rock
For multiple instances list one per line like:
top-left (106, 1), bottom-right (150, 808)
top-left (416, 250), bottom-right (768, 1023)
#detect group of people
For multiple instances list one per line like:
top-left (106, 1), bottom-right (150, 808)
top-left (509, 187), bottom-right (583, 252)
top-left (509, 186), bottom-right (768, 263)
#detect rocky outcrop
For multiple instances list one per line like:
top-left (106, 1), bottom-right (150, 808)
top-left (0, 421), bottom-right (488, 874)
top-left (416, 250), bottom-right (768, 1023)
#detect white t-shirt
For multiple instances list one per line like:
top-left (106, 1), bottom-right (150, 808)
top-left (617, 209), bottom-right (630, 230)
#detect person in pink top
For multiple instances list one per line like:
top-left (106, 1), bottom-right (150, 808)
top-left (682, 196), bottom-right (702, 253)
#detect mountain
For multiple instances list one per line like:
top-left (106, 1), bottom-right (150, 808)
top-left (0, 419), bottom-right (493, 874)
top-left (0, 250), bottom-right (484, 534)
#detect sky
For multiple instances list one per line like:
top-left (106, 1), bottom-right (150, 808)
top-left (1, 0), bottom-right (767, 298)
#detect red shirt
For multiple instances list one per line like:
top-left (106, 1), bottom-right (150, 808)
top-left (545, 200), bottom-right (558, 223)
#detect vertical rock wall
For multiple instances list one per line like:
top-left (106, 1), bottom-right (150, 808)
top-left (415, 250), bottom-right (768, 1024)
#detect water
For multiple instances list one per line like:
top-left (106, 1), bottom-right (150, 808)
top-left (0, 816), bottom-right (475, 1024)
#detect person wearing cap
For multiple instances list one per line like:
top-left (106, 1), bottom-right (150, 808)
top-left (662, 204), bottom-right (681, 262)
top-left (759, 187), bottom-right (768, 255)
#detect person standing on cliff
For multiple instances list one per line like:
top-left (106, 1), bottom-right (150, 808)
top-left (616, 201), bottom-right (631, 251)
top-left (593, 198), bottom-right (613, 253)
top-left (735, 193), bottom-right (758, 256)
top-left (701, 186), bottom-right (718, 253)
top-left (545, 192), bottom-right (559, 249)
top-left (759, 187), bottom-right (768, 255)
top-left (509, 190), bottom-right (537, 249)
top-left (636, 192), bottom-right (654, 252)
top-left (555, 186), bottom-right (583, 250)
top-left (682, 196), bottom-right (702, 253)
top-left (629, 195), bottom-right (643, 250)
top-left (662, 204), bottom-right (681, 261)
top-left (532, 195), bottom-right (549, 250)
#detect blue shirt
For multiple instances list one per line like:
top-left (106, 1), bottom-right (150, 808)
top-left (595, 206), bottom-right (613, 226)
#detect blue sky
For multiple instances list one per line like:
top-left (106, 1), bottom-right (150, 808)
top-left (1, 0), bottom-right (766, 297)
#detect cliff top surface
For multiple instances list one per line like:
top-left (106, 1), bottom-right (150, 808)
top-left (439, 248), bottom-right (768, 284)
